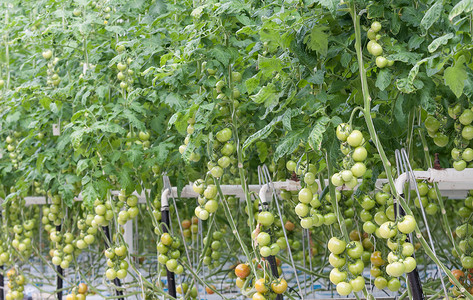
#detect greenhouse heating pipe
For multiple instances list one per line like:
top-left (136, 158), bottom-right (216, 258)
top-left (56, 225), bottom-right (63, 300)
top-left (102, 226), bottom-right (124, 300)
top-left (258, 182), bottom-right (284, 300)
top-left (161, 189), bottom-right (176, 298)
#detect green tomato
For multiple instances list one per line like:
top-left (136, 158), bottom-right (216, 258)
top-left (298, 188), bottom-right (313, 204)
top-left (374, 276), bottom-right (387, 289)
top-left (403, 257), bottom-right (417, 273)
top-left (374, 211), bottom-right (388, 226)
top-left (348, 259), bottom-right (364, 275)
top-left (424, 116), bottom-right (440, 132)
top-left (336, 123), bottom-right (352, 141)
top-left (376, 56), bottom-right (388, 68)
top-left (336, 282), bottom-right (352, 296)
top-left (433, 132), bottom-right (449, 147)
top-left (387, 278), bottom-right (401, 292)
top-left (462, 148), bottom-right (473, 162)
top-left (397, 215), bottom-right (416, 234)
top-left (454, 160), bottom-right (467, 171)
top-left (402, 242), bottom-right (415, 257)
top-left (351, 162), bottom-right (366, 177)
top-left (258, 211), bottom-right (274, 226)
top-left (363, 221), bottom-right (376, 234)
top-left (329, 268), bottom-right (347, 284)
top-left (328, 237), bottom-right (346, 255)
top-left (347, 130), bottom-right (363, 147)
top-left (346, 241), bottom-right (363, 259)
top-left (370, 42), bottom-right (383, 56)
top-left (371, 21), bottom-right (382, 32)
top-left (386, 261), bottom-right (405, 277)
top-left (350, 276), bottom-right (365, 292)
top-left (329, 253), bottom-right (346, 268)
top-left (459, 109), bottom-right (473, 125)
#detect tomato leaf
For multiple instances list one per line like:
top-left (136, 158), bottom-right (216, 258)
top-left (420, 2), bottom-right (443, 31)
top-left (316, 0), bottom-right (339, 13)
top-left (82, 182), bottom-right (98, 209)
top-left (444, 56), bottom-right (468, 98)
top-left (282, 108), bottom-right (293, 131)
top-left (375, 69), bottom-right (392, 91)
top-left (258, 56), bottom-right (284, 79)
top-left (428, 33), bottom-right (454, 53)
top-left (449, 0), bottom-right (473, 21)
top-left (256, 141), bottom-right (268, 163)
top-left (242, 117), bottom-right (281, 151)
top-left (308, 116), bottom-right (330, 151)
top-left (250, 84), bottom-right (279, 106)
top-left (274, 128), bottom-right (307, 162)
top-left (303, 26), bottom-right (328, 56)
top-left (245, 72), bottom-right (262, 94)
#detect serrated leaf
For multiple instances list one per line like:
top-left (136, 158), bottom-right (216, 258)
top-left (245, 72), bottom-right (261, 94)
top-left (420, 90), bottom-right (436, 114)
top-left (274, 129), bottom-right (305, 161)
top-left (164, 93), bottom-right (183, 110)
top-left (387, 51), bottom-right (422, 65)
top-left (242, 117), bottom-right (281, 151)
top-left (421, 2), bottom-right (443, 31)
top-left (407, 64), bottom-right (420, 87)
top-left (444, 56), bottom-right (468, 98)
top-left (250, 84), bottom-right (279, 106)
top-left (303, 26), bottom-right (328, 56)
top-left (258, 56), bottom-right (283, 78)
top-left (76, 159), bottom-right (89, 174)
top-left (307, 70), bottom-right (325, 85)
top-left (282, 109), bottom-right (292, 131)
top-left (341, 53), bottom-right (352, 67)
top-left (123, 109), bottom-right (146, 131)
top-left (82, 182), bottom-right (98, 209)
top-left (210, 47), bottom-right (232, 65)
top-left (396, 78), bottom-right (416, 93)
top-left (154, 142), bottom-right (174, 164)
top-left (255, 141), bottom-right (268, 163)
top-left (308, 116), bottom-right (330, 151)
top-left (449, 0), bottom-right (473, 21)
top-left (428, 33), bottom-right (454, 53)
top-left (375, 69), bottom-right (392, 91)
top-left (408, 35), bottom-right (425, 50)
top-left (317, 0), bottom-right (338, 13)
top-left (119, 166), bottom-right (134, 194)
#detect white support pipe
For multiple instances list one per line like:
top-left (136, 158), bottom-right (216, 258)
top-left (394, 168), bottom-right (473, 197)
top-left (161, 188), bottom-right (170, 208)
top-left (16, 171), bottom-right (473, 206)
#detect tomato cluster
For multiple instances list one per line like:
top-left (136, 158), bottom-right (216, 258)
top-left (202, 228), bottom-right (226, 269)
top-left (105, 244), bottom-right (130, 280)
top-left (332, 124), bottom-right (368, 189)
top-left (116, 58), bottom-right (135, 93)
top-left (157, 232), bottom-right (184, 275)
top-left (5, 132), bottom-right (22, 169)
top-left (424, 104), bottom-right (473, 170)
top-left (254, 209), bottom-right (282, 258)
top-left (192, 181), bottom-right (219, 220)
top-left (327, 237), bottom-right (366, 295)
top-left (234, 261), bottom-right (287, 300)
top-left (116, 191), bottom-right (140, 225)
top-left (176, 282), bottom-right (198, 299)
top-left (5, 269), bottom-right (26, 300)
top-left (65, 282), bottom-right (89, 300)
top-left (366, 22), bottom-right (394, 69)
